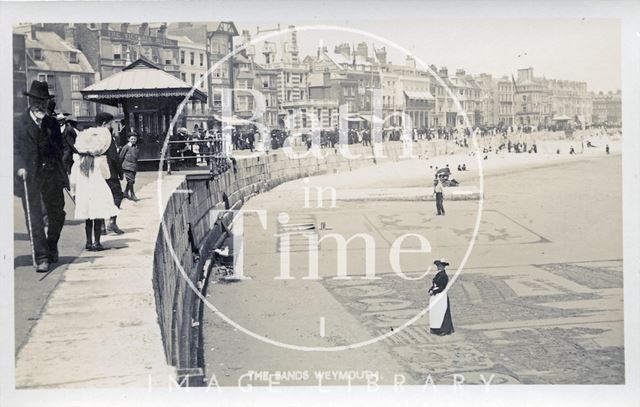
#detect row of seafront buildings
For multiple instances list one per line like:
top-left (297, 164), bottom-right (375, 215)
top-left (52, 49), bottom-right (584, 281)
top-left (13, 22), bottom-right (622, 136)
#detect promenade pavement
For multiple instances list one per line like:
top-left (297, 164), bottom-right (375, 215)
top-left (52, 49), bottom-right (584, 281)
top-left (13, 176), bottom-right (155, 355)
top-left (14, 173), bottom-right (176, 388)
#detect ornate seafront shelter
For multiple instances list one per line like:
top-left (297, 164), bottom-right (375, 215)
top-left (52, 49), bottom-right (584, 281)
top-left (80, 58), bottom-right (207, 160)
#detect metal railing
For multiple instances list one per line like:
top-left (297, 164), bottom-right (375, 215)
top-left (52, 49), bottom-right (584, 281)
top-left (163, 139), bottom-right (234, 176)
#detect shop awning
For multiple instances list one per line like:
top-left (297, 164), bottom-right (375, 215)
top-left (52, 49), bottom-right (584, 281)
top-left (81, 58), bottom-right (207, 106)
top-left (404, 90), bottom-right (434, 101)
top-left (359, 114), bottom-right (385, 124)
top-left (218, 117), bottom-right (253, 125)
top-left (552, 115), bottom-right (571, 121)
top-left (343, 113), bottom-right (364, 122)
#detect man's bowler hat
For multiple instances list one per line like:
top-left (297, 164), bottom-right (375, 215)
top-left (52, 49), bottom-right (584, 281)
top-left (23, 80), bottom-right (55, 100)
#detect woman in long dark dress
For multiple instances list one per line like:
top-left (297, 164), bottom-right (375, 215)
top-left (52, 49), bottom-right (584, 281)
top-left (428, 260), bottom-right (455, 336)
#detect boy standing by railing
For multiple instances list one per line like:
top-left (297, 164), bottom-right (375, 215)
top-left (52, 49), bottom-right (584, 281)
top-left (120, 133), bottom-right (140, 201)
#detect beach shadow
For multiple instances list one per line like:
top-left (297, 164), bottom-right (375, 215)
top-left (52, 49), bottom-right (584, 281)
top-left (37, 261), bottom-right (71, 281)
top-left (125, 197), bottom-right (151, 202)
top-left (55, 256), bottom-right (78, 266)
top-left (14, 255), bottom-right (34, 268)
top-left (120, 227), bottom-right (143, 234)
top-left (102, 238), bottom-right (138, 250)
top-left (14, 255), bottom-right (72, 280)
top-left (72, 255), bottom-right (103, 264)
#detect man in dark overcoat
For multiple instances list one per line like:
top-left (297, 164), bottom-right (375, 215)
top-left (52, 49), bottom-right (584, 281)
top-left (14, 81), bottom-right (69, 272)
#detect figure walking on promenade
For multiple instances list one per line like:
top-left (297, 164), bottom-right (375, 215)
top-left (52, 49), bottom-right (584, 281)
top-left (69, 123), bottom-right (119, 251)
top-left (428, 260), bottom-right (455, 336)
top-left (99, 113), bottom-right (126, 235)
top-left (434, 177), bottom-right (445, 216)
top-left (119, 133), bottom-right (140, 201)
top-left (13, 81), bottom-right (69, 272)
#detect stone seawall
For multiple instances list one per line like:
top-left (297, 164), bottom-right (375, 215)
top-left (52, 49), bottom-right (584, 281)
top-left (151, 140), bottom-right (462, 375)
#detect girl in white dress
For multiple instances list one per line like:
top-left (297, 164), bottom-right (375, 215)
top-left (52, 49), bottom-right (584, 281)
top-left (69, 126), bottom-right (119, 251)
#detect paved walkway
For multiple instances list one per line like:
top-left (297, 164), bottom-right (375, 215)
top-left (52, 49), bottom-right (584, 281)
top-left (13, 177), bottom-right (157, 355)
top-left (15, 173), bottom-right (180, 388)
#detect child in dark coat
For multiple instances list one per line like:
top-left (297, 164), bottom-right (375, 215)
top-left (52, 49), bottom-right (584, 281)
top-left (119, 134), bottom-right (140, 201)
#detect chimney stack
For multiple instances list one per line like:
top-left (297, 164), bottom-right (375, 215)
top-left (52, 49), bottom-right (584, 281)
top-left (64, 25), bottom-right (76, 47)
top-left (157, 23), bottom-right (167, 38)
top-left (335, 43), bottom-right (351, 59)
top-left (405, 55), bottom-right (416, 69)
top-left (356, 42), bottom-right (368, 59)
top-left (139, 23), bottom-right (148, 36)
top-left (375, 46), bottom-right (387, 65)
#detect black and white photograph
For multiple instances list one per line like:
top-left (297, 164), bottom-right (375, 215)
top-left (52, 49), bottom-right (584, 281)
top-left (1, 1), bottom-right (639, 406)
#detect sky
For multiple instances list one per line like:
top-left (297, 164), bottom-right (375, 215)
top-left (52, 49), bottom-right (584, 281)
top-left (234, 19), bottom-right (621, 93)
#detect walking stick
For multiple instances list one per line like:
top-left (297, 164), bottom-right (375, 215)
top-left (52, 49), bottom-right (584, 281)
top-left (64, 187), bottom-right (76, 205)
top-left (22, 175), bottom-right (37, 267)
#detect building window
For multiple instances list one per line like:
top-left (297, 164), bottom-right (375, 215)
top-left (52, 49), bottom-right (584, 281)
top-left (85, 76), bottom-right (92, 87)
top-left (71, 75), bottom-right (80, 91)
top-left (81, 101), bottom-right (90, 117)
top-left (113, 44), bottom-right (122, 60)
top-left (69, 52), bottom-right (78, 63)
top-left (73, 101), bottom-right (81, 117)
top-left (199, 53), bottom-right (204, 67)
top-left (180, 51), bottom-right (185, 64)
top-left (190, 52), bottom-right (195, 65)
top-left (191, 73), bottom-right (196, 85)
top-left (181, 72), bottom-right (186, 81)
top-left (33, 48), bottom-right (43, 60)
